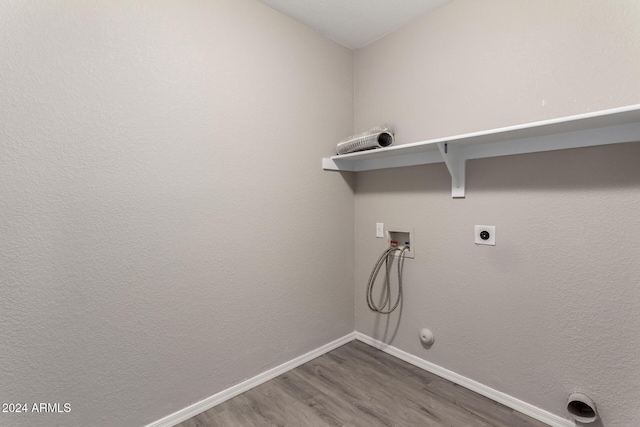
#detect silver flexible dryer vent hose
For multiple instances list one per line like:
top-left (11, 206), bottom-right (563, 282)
top-left (336, 125), bottom-right (394, 155)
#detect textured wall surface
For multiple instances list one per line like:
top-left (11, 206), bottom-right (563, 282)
top-left (4, 0), bottom-right (640, 426)
top-left (0, 1), bottom-right (354, 426)
top-left (354, 1), bottom-right (640, 426)
top-left (356, 0), bottom-right (640, 142)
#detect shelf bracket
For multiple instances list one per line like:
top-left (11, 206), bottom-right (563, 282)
top-left (437, 142), bottom-right (466, 198)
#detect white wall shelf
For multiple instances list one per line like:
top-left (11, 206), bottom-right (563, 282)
top-left (322, 104), bottom-right (640, 198)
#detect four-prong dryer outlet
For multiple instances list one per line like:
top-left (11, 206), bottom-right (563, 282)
top-left (474, 225), bottom-right (496, 246)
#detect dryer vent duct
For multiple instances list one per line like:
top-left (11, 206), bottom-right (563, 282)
top-left (336, 125), bottom-right (394, 155)
top-left (567, 393), bottom-right (598, 424)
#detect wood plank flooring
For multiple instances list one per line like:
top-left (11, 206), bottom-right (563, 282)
top-left (176, 340), bottom-right (549, 427)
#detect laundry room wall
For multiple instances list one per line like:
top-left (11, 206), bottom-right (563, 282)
top-left (0, 1), bottom-right (354, 426)
top-left (353, 1), bottom-right (640, 425)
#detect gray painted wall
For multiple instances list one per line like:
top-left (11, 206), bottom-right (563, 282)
top-left (0, 1), bottom-right (354, 426)
top-left (354, 1), bottom-right (640, 426)
top-left (3, 0), bottom-right (640, 426)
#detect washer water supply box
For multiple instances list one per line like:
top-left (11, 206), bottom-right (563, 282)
top-left (336, 125), bottom-right (394, 155)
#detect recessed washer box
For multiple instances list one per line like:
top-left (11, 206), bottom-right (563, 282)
top-left (386, 226), bottom-right (414, 259)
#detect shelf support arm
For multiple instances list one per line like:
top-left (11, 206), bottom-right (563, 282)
top-left (437, 142), bottom-right (466, 198)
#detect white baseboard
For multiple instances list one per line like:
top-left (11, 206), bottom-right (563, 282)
top-left (145, 332), bottom-right (355, 427)
top-left (146, 331), bottom-right (574, 427)
top-left (354, 332), bottom-right (575, 427)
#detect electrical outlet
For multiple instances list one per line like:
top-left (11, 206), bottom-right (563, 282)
top-left (474, 225), bottom-right (496, 246)
top-left (376, 223), bottom-right (384, 238)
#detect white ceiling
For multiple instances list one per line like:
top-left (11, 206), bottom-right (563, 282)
top-left (257, 0), bottom-right (450, 49)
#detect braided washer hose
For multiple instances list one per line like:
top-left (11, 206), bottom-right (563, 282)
top-left (366, 244), bottom-right (409, 314)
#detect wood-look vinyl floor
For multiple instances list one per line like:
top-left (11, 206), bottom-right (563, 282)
top-left (176, 340), bottom-right (549, 427)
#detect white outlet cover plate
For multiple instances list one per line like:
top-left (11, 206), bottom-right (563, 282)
top-left (475, 225), bottom-right (496, 246)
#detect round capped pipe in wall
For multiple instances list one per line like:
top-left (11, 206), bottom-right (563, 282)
top-left (419, 328), bottom-right (434, 346)
top-left (567, 393), bottom-right (598, 423)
